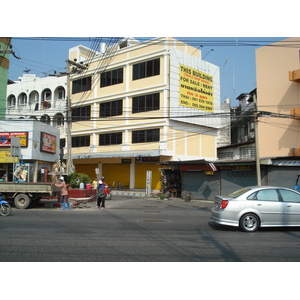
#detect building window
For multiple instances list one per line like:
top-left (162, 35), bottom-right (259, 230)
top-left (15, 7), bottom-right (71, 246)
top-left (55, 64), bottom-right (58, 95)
top-left (53, 113), bottom-right (64, 127)
top-left (99, 132), bottom-right (122, 145)
top-left (218, 152), bottom-right (234, 160)
top-left (132, 128), bottom-right (160, 143)
top-left (8, 95), bottom-right (16, 107)
top-left (42, 89), bottom-right (51, 101)
top-left (40, 114), bottom-right (50, 124)
top-left (18, 93), bottom-right (27, 106)
top-left (57, 87), bottom-right (65, 99)
top-left (100, 68), bottom-right (123, 87)
top-left (132, 93), bottom-right (160, 113)
top-left (72, 105), bottom-right (91, 122)
top-left (42, 89), bottom-right (51, 109)
top-left (100, 99), bottom-right (123, 118)
top-left (60, 138), bottom-right (66, 149)
top-left (133, 58), bottom-right (160, 80)
top-left (72, 76), bottom-right (92, 94)
top-left (72, 135), bottom-right (90, 147)
top-left (239, 146), bottom-right (256, 159)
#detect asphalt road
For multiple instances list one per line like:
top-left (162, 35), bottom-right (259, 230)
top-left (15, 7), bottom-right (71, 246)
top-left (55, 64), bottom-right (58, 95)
top-left (1, 196), bottom-right (300, 262)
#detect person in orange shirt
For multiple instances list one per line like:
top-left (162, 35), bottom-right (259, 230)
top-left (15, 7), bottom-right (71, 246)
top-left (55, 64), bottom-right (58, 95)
top-left (55, 176), bottom-right (70, 210)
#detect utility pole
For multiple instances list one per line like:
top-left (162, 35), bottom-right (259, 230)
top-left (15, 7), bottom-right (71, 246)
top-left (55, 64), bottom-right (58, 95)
top-left (254, 94), bottom-right (262, 186)
top-left (65, 59), bottom-right (88, 175)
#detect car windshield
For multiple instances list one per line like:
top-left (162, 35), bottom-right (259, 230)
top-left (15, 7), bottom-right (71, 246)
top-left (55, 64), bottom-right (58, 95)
top-left (227, 187), bottom-right (251, 198)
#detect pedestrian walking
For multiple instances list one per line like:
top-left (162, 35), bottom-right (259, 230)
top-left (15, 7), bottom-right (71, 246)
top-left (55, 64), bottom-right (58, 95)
top-left (97, 178), bottom-right (106, 209)
top-left (92, 178), bottom-right (98, 189)
top-left (55, 176), bottom-right (70, 210)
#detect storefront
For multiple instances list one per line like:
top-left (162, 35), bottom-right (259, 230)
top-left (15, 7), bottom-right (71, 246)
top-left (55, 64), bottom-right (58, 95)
top-left (0, 120), bottom-right (59, 182)
top-left (73, 150), bottom-right (167, 190)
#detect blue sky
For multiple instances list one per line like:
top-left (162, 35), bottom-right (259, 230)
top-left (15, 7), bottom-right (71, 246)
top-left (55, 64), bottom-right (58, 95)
top-left (8, 37), bottom-right (287, 107)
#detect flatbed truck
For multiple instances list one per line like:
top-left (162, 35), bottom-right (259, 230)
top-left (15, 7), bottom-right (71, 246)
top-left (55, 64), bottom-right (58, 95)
top-left (0, 182), bottom-right (56, 209)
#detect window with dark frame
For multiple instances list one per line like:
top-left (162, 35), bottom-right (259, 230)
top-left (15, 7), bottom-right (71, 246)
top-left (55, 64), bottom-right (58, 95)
top-left (100, 99), bottom-right (123, 118)
top-left (72, 76), bottom-right (92, 94)
top-left (99, 132), bottom-right (122, 146)
top-left (132, 93), bottom-right (160, 113)
top-left (132, 128), bottom-right (160, 144)
top-left (72, 135), bottom-right (90, 147)
top-left (60, 138), bottom-right (66, 149)
top-left (71, 105), bottom-right (91, 122)
top-left (132, 58), bottom-right (160, 80)
top-left (100, 68), bottom-right (123, 87)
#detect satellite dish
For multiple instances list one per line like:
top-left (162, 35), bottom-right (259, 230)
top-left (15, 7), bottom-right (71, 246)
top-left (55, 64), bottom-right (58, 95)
top-left (23, 68), bottom-right (31, 74)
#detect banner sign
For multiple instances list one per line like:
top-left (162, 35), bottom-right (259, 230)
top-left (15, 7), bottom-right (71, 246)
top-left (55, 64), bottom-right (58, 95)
top-left (0, 149), bottom-right (18, 163)
top-left (40, 132), bottom-right (57, 154)
top-left (179, 64), bottom-right (214, 112)
top-left (0, 132), bottom-right (28, 147)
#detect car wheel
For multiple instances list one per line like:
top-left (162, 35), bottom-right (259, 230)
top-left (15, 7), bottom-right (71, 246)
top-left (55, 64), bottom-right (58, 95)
top-left (239, 213), bottom-right (260, 232)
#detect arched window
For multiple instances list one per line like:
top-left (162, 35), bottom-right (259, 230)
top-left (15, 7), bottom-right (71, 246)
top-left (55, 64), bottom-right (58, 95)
top-left (40, 114), bottom-right (51, 125)
top-left (41, 88), bottom-right (51, 109)
top-left (18, 92), bottom-right (27, 106)
top-left (53, 113), bottom-right (65, 127)
top-left (55, 86), bottom-right (65, 100)
top-left (29, 90), bottom-right (39, 106)
top-left (7, 95), bottom-right (16, 107)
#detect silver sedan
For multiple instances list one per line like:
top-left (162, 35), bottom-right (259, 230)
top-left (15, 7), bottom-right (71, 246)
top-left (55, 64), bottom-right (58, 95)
top-left (211, 186), bottom-right (300, 232)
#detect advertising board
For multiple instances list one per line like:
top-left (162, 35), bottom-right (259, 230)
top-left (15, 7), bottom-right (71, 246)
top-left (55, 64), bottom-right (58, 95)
top-left (40, 132), bottom-right (57, 154)
top-left (0, 132), bottom-right (28, 147)
top-left (179, 64), bottom-right (214, 112)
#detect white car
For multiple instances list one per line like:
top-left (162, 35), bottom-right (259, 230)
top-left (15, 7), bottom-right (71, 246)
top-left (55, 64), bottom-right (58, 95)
top-left (211, 186), bottom-right (300, 232)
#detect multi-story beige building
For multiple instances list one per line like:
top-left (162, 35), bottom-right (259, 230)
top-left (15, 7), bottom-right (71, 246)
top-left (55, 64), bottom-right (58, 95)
top-left (68, 37), bottom-right (225, 189)
top-left (256, 37), bottom-right (300, 159)
top-left (213, 37), bottom-right (300, 197)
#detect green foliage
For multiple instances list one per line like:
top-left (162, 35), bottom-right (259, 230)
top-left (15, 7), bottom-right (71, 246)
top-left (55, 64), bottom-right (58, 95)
top-left (69, 170), bottom-right (91, 188)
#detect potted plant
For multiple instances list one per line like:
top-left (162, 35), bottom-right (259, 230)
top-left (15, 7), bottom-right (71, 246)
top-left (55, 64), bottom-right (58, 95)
top-left (69, 171), bottom-right (91, 188)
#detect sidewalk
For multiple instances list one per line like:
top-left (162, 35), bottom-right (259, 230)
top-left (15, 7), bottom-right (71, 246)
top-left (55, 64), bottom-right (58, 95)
top-left (111, 189), bottom-right (147, 198)
top-left (41, 191), bottom-right (213, 209)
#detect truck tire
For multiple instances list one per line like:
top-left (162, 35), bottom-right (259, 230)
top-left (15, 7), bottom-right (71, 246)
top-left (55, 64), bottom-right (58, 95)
top-left (14, 194), bottom-right (31, 209)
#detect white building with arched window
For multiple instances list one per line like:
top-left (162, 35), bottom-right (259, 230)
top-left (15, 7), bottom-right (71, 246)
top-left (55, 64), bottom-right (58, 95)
top-left (6, 73), bottom-right (67, 148)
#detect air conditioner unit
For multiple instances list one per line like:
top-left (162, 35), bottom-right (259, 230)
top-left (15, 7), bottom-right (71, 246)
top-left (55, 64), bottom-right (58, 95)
top-left (249, 132), bottom-right (255, 138)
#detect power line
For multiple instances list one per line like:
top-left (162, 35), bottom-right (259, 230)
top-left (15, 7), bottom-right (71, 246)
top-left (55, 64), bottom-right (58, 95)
top-left (11, 37), bottom-right (297, 46)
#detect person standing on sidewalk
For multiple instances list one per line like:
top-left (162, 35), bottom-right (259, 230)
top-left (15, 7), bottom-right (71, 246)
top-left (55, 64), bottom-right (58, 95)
top-left (97, 179), bottom-right (106, 209)
top-left (55, 176), bottom-right (70, 210)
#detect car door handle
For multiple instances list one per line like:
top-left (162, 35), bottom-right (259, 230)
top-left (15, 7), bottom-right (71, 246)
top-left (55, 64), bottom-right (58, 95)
top-left (257, 204), bottom-right (262, 206)
top-left (286, 205), bottom-right (292, 207)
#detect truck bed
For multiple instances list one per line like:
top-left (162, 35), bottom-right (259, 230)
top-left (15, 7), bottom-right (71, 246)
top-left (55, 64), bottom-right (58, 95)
top-left (0, 182), bottom-right (53, 193)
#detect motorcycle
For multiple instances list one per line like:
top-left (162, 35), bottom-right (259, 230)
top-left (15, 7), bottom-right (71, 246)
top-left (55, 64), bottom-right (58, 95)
top-left (0, 196), bottom-right (11, 216)
top-left (104, 184), bottom-right (112, 200)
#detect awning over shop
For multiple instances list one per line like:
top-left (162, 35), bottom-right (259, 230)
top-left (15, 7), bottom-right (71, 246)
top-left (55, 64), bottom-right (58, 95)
top-left (215, 160), bottom-right (256, 166)
top-left (260, 156), bottom-right (300, 166)
top-left (72, 149), bottom-right (161, 160)
top-left (272, 160), bottom-right (300, 166)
